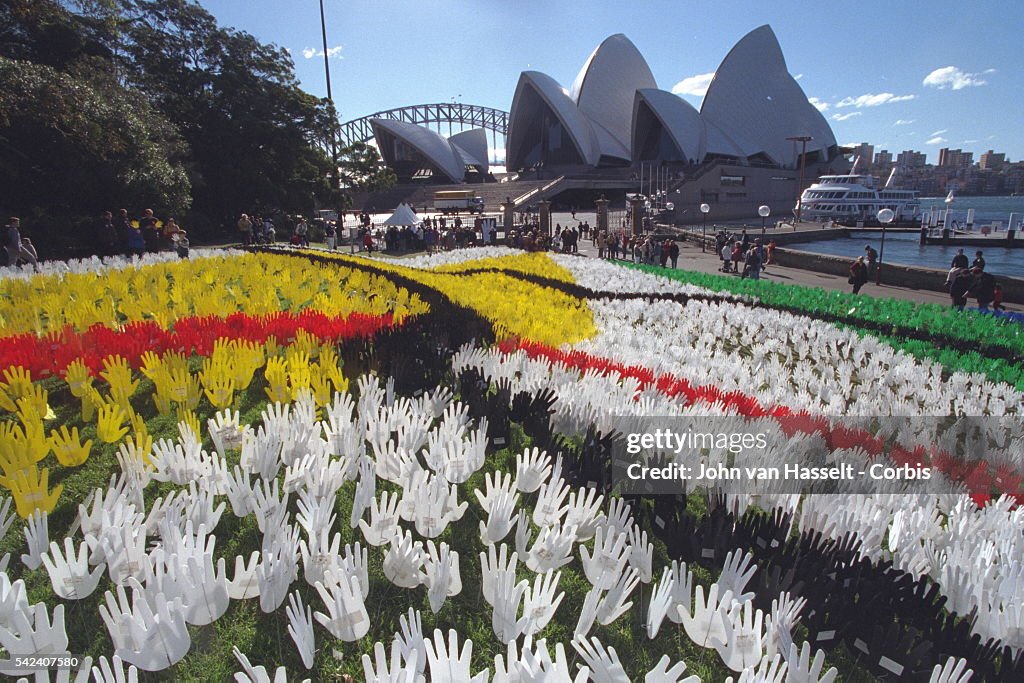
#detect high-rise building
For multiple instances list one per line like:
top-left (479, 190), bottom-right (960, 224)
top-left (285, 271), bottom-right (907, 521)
top-left (874, 149), bottom-right (893, 168)
top-left (852, 142), bottom-right (874, 168)
top-left (979, 150), bottom-right (1006, 170)
top-left (897, 150), bottom-right (927, 168)
top-left (938, 148), bottom-right (973, 169)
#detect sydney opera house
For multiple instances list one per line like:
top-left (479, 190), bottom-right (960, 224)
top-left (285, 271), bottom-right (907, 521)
top-left (367, 25), bottom-right (846, 219)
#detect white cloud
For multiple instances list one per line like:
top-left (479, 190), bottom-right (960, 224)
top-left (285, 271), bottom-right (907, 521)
top-left (831, 112), bottom-right (862, 121)
top-left (923, 66), bottom-right (995, 89)
top-left (930, 129), bottom-right (947, 136)
top-left (894, 119), bottom-right (915, 125)
top-left (926, 136), bottom-right (947, 145)
top-left (671, 72), bottom-right (715, 97)
top-left (962, 139), bottom-right (979, 144)
top-left (808, 97), bottom-right (829, 112)
top-left (836, 92), bottom-right (917, 108)
top-left (301, 45), bottom-right (343, 60)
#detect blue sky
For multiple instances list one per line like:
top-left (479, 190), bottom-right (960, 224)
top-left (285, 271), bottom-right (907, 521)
top-left (203, 0), bottom-right (1023, 164)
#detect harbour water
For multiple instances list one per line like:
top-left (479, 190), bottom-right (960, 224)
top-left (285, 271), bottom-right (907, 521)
top-left (789, 196), bottom-right (1024, 275)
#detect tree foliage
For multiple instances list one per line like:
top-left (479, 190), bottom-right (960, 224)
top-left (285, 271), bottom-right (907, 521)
top-left (0, 0), bottom-right (392, 245)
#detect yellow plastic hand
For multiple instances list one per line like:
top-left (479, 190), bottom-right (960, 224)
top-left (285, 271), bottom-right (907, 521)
top-left (100, 355), bottom-right (139, 405)
top-left (265, 383), bottom-right (291, 405)
top-left (48, 426), bottom-right (92, 467)
top-left (1, 366), bottom-right (32, 400)
top-left (139, 351), bottom-right (164, 380)
top-left (0, 385), bottom-right (16, 412)
top-left (310, 370), bottom-right (333, 408)
top-left (9, 466), bottom-right (62, 518)
top-left (96, 402), bottom-right (129, 444)
top-left (204, 375), bottom-right (235, 410)
top-left (152, 392), bottom-right (172, 416)
top-left (63, 359), bottom-right (94, 398)
top-left (179, 409), bottom-right (201, 439)
top-left (81, 387), bottom-right (103, 422)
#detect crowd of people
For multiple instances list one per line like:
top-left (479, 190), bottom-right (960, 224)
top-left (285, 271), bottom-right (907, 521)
top-left (945, 248), bottom-right (1003, 311)
top-left (713, 229), bottom-right (775, 280)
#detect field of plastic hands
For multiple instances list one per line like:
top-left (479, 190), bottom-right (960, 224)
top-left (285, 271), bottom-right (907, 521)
top-left (624, 261), bottom-right (1024, 391)
top-left (0, 246), bottom-right (1017, 681)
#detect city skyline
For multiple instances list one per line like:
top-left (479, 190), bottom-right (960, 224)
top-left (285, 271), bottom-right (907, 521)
top-left (201, 0), bottom-right (1024, 163)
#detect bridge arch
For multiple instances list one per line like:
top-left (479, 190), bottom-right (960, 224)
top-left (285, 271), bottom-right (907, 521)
top-left (338, 103), bottom-right (508, 159)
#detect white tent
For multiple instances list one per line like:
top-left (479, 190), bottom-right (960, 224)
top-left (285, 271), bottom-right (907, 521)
top-left (383, 203), bottom-right (420, 226)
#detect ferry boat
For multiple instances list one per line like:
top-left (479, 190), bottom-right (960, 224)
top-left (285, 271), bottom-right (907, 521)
top-left (796, 169), bottom-right (920, 225)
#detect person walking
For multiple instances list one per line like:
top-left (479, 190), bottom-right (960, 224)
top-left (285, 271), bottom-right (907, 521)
top-left (295, 217), bottom-right (309, 247)
top-left (237, 213), bottom-right (253, 245)
top-left (668, 239), bottom-right (679, 269)
top-left (721, 240), bottom-right (734, 272)
top-left (4, 217), bottom-right (38, 268)
top-left (949, 267), bottom-right (973, 310)
top-left (970, 266), bottom-right (996, 311)
top-left (848, 256), bottom-right (869, 294)
top-left (742, 245), bottom-right (763, 280)
top-left (864, 244), bottom-right (878, 276)
top-left (731, 241), bottom-right (744, 273)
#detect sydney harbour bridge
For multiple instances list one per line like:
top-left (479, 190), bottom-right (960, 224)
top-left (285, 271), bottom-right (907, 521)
top-left (337, 103), bottom-right (508, 152)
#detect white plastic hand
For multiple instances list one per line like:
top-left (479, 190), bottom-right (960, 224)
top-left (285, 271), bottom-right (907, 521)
top-left (340, 542), bottom-right (370, 599)
top-left (92, 655), bottom-right (139, 683)
top-left (424, 542), bottom-right (461, 613)
top-left (362, 639), bottom-right (418, 683)
top-left (572, 636), bottom-right (629, 683)
top-left (314, 571), bottom-right (369, 642)
top-left (666, 560), bottom-right (694, 625)
top-left (647, 566), bottom-right (675, 639)
top-left (628, 526), bottom-right (654, 583)
top-left (227, 551), bottom-right (261, 600)
top-left (719, 549), bottom-right (757, 603)
top-left (533, 478), bottom-right (570, 528)
top-left (0, 601), bottom-right (67, 656)
top-left (479, 488), bottom-right (519, 545)
top-left (180, 555), bottom-right (230, 625)
top-left (526, 523), bottom-right (576, 573)
top-left (351, 457), bottom-right (376, 529)
top-left (712, 600), bottom-right (765, 672)
top-left (580, 526), bottom-right (629, 589)
top-left (575, 586), bottom-right (602, 639)
top-left (564, 487), bottom-right (605, 541)
top-left (383, 530), bottom-right (426, 589)
top-left (785, 642), bottom-right (837, 683)
top-left (0, 497), bottom-right (15, 545)
top-left (679, 583), bottom-right (735, 648)
top-left (20, 509), bottom-right (48, 571)
top-left (285, 592), bottom-right (315, 670)
top-left (0, 573), bottom-right (28, 629)
top-left (474, 471), bottom-right (518, 514)
top-left (491, 568), bottom-right (530, 643)
top-left (423, 628), bottom-right (488, 682)
top-left (596, 566), bottom-right (640, 626)
top-left (396, 608), bottom-right (426, 677)
top-left (299, 530), bottom-right (341, 588)
top-left (928, 656), bottom-right (973, 683)
top-left (481, 544), bottom-right (518, 606)
top-left (516, 447), bottom-right (552, 493)
top-left (523, 570), bottom-right (564, 635)
top-left (644, 654), bottom-right (699, 683)
top-left (41, 537), bottom-right (104, 600)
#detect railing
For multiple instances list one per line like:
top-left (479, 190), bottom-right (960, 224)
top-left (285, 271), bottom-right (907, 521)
top-left (513, 176), bottom-right (566, 207)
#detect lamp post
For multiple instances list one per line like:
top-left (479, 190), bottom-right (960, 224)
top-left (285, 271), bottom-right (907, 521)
top-left (700, 203), bottom-right (710, 252)
top-left (786, 135), bottom-right (813, 224)
top-left (875, 208), bottom-right (895, 285)
top-left (758, 205), bottom-right (771, 238)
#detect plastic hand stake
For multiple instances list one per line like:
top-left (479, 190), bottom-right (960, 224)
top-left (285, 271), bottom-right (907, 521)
top-left (299, 530), bottom-right (340, 588)
top-left (564, 487), bottom-right (605, 541)
top-left (92, 655), bottom-right (139, 683)
top-left (575, 586), bottom-right (602, 639)
top-left (515, 447), bottom-right (552, 493)
top-left (533, 477), bottom-right (570, 528)
top-left (679, 583), bottom-right (735, 648)
top-left (603, 498), bottom-right (633, 537)
top-left (350, 457), bottom-right (376, 529)
top-left (491, 567), bottom-right (530, 643)
top-left (644, 654), bottom-right (700, 683)
top-left (396, 607), bottom-right (426, 677)
top-left (41, 537), bottom-right (104, 600)
top-left (719, 549), bottom-right (757, 603)
top-left (666, 560), bottom-right (694, 625)
top-left (712, 600), bottom-right (765, 672)
top-left (474, 470), bottom-right (518, 515)
top-left (20, 509), bottom-right (48, 570)
top-left (423, 628), bottom-right (489, 682)
top-left (180, 555), bottom-right (230, 626)
top-left (232, 647), bottom-right (308, 683)
top-left (96, 403), bottom-right (129, 444)
top-left (258, 546), bottom-right (297, 614)
top-left (726, 653), bottom-right (787, 683)
top-left (362, 639), bottom-right (418, 683)
top-left (527, 523), bottom-right (576, 574)
top-left (424, 542), bottom-right (460, 613)
top-left (479, 488), bottom-right (518, 545)
top-left (313, 571), bottom-right (369, 642)
top-left (572, 636), bottom-right (630, 683)
top-left (514, 510), bottom-right (531, 557)
top-left (208, 409), bottom-right (245, 454)
top-left (227, 551), bottom-right (261, 600)
top-left (784, 642), bottom-right (837, 683)
top-left (580, 526), bottom-right (629, 589)
top-left (647, 567), bottom-right (675, 639)
top-left (628, 526), bottom-right (654, 583)
top-left (596, 566), bottom-right (640, 626)
top-left (359, 491), bottom-right (401, 547)
top-left (481, 544), bottom-right (518, 606)
top-left (285, 592), bottom-right (315, 670)
top-left (383, 530), bottom-right (426, 589)
top-left (523, 569), bottom-right (564, 635)
top-left (225, 465), bottom-right (255, 518)
top-left (0, 573), bottom-right (28, 629)
top-left (9, 467), bottom-right (62, 518)
top-left (340, 542), bottom-right (370, 599)
top-left (0, 602), bottom-right (68, 657)
top-left (48, 426), bottom-right (92, 467)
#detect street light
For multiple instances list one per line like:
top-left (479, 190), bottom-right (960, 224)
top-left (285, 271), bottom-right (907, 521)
top-left (758, 205), bottom-right (771, 238)
top-left (875, 208), bottom-right (895, 285)
top-left (700, 203), bottom-right (710, 252)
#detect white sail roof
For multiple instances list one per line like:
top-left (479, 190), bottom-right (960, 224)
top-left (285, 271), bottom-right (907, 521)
top-left (507, 70), bottom-right (600, 169)
top-left (570, 34), bottom-right (657, 161)
top-left (449, 128), bottom-right (489, 173)
top-left (370, 118), bottom-right (465, 182)
top-left (700, 25), bottom-right (835, 166)
top-left (632, 88), bottom-right (707, 163)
